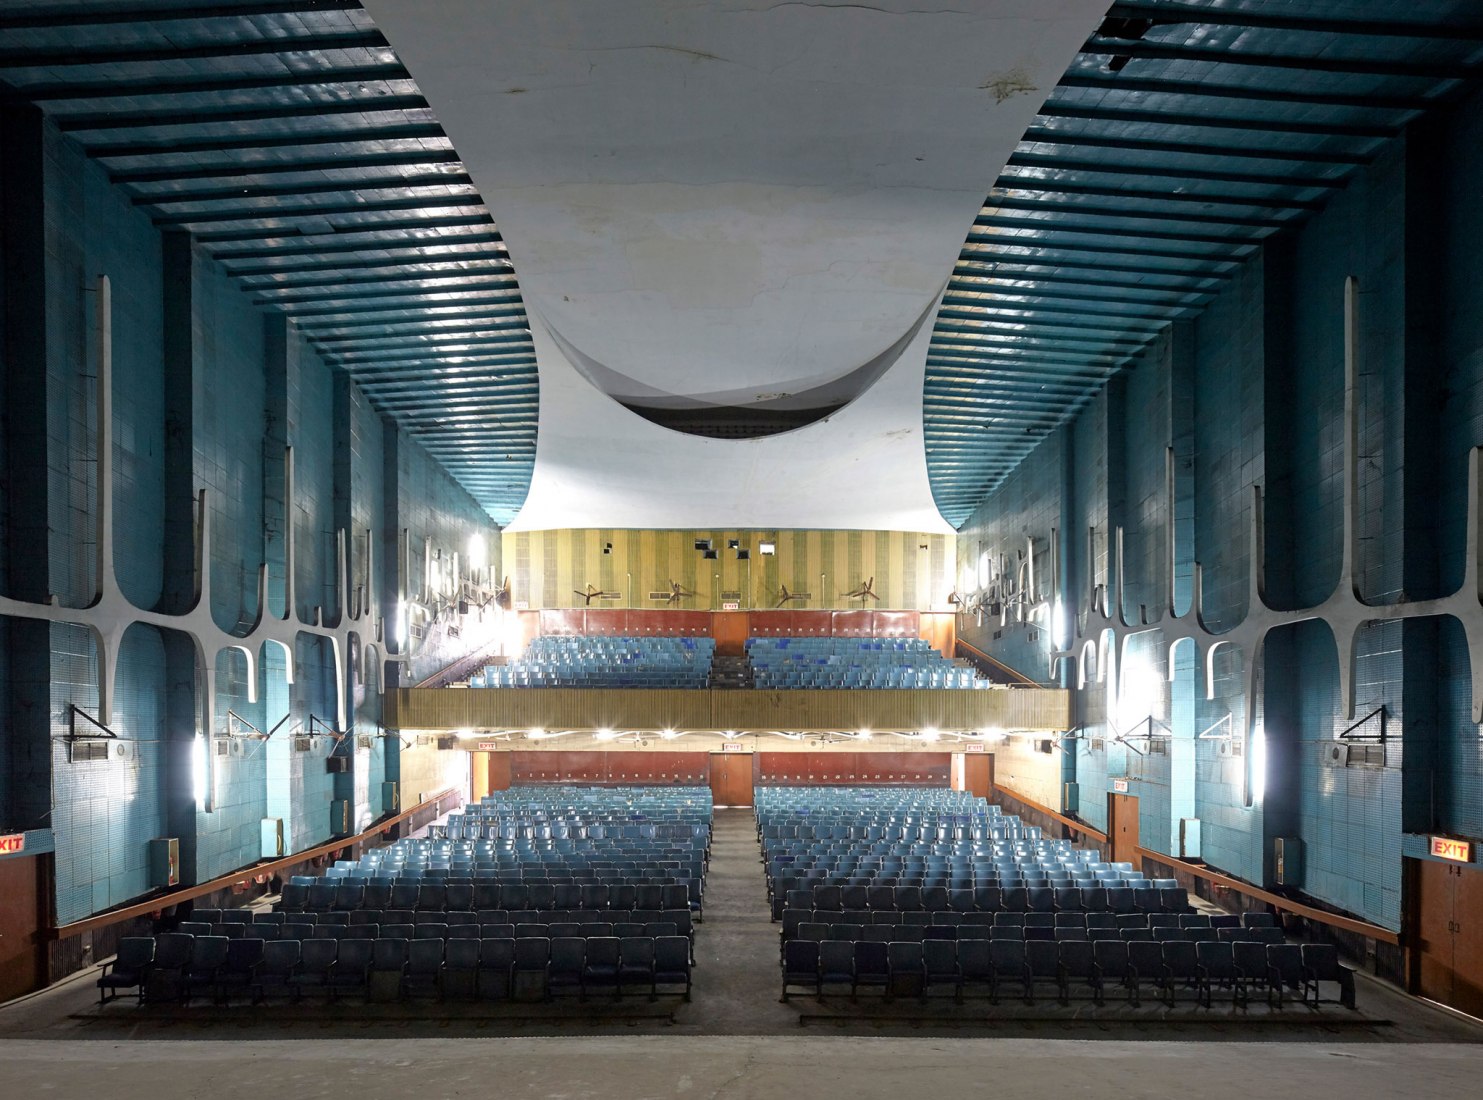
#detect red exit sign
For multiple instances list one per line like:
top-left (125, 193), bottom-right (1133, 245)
top-left (722, 742), bottom-right (744, 753)
top-left (1431, 836), bottom-right (1472, 863)
top-left (0, 833), bottom-right (25, 855)
top-left (964, 743), bottom-right (985, 753)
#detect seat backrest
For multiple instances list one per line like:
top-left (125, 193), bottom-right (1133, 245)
top-left (154, 933), bottom-right (195, 969)
top-left (1267, 943), bottom-right (1304, 980)
top-left (117, 936), bottom-right (157, 966)
top-left (585, 936), bottom-right (620, 965)
top-left (337, 938), bottom-right (375, 970)
top-left (263, 939), bottom-right (301, 971)
top-left (445, 938), bottom-right (481, 969)
top-left (191, 935), bottom-right (232, 968)
top-left (549, 937), bottom-right (586, 972)
top-left (301, 938), bottom-right (338, 969)
top-left (1163, 939), bottom-right (1198, 976)
top-left (783, 939), bottom-right (819, 972)
top-left (1092, 938), bottom-right (1127, 973)
top-left (372, 938), bottom-right (408, 969)
top-left (818, 940), bottom-right (854, 975)
top-left (1231, 940), bottom-right (1267, 973)
top-left (408, 939), bottom-right (444, 971)
top-left (655, 935), bottom-right (689, 970)
top-left (887, 941), bottom-right (923, 972)
top-left (989, 938), bottom-right (1026, 970)
top-left (1058, 939), bottom-right (1094, 976)
top-left (1300, 942), bottom-right (1339, 977)
top-left (481, 937), bottom-right (517, 968)
top-left (225, 937), bottom-right (264, 970)
top-left (620, 937), bottom-right (655, 965)
top-left (1127, 936), bottom-right (1162, 972)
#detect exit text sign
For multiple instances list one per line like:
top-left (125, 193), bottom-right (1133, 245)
top-left (1431, 836), bottom-right (1472, 863)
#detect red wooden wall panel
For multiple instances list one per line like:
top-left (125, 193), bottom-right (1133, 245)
top-left (756, 751), bottom-right (951, 786)
top-left (507, 751), bottom-right (711, 785)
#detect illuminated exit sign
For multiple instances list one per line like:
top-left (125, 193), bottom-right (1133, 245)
top-left (476, 742), bottom-right (504, 751)
top-left (1431, 836), bottom-right (1473, 863)
top-left (722, 742), bottom-right (744, 753)
top-left (0, 833), bottom-right (25, 855)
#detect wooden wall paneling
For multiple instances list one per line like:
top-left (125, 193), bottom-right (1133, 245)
top-left (487, 751), bottom-right (512, 791)
top-left (874, 610), bottom-right (916, 638)
top-left (833, 609), bottom-right (872, 636)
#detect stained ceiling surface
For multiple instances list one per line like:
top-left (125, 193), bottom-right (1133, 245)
top-left (5, 2), bottom-right (1480, 532)
top-left (364, 0), bottom-right (1110, 532)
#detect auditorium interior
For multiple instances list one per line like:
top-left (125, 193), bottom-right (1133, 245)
top-left (3, 1), bottom-right (1483, 1096)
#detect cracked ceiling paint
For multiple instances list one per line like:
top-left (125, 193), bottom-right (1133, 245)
top-left (363, 0), bottom-right (1109, 531)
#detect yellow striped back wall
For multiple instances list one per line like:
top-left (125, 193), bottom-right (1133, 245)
top-left (502, 529), bottom-right (957, 611)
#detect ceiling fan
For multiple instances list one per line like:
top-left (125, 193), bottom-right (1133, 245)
top-left (659, 579), bottom-right (697, 605)
top-left (573, 583), bottom-right (620, 606)
top-left (773, 583), bottom-right (810, 608)
top-left (842, 576), bottom-right (880, 602)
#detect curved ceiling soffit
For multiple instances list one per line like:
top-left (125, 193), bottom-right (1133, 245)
top-left (542, 288), bottom-right (944, 440)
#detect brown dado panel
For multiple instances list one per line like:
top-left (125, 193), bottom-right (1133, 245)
top-left (508, 751), bottom-right (711, 786)
top-left (757, 751), bottom-right (950, 786)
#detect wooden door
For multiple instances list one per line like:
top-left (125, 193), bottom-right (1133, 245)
top-left (1454, 863), bottom-right (1483, 1017)
top-left (1108, 793), bottom-right (1141, 870)
top-left (0, 854), bottom-right (45, 1001)
top-left (964, 753), bottom-right (993, 800)
top-left (709, 753), bottom-right (754, 806)
top-left (713, 612), bottom-right (750, 656)
top-left (1414, 858), bottom-right (1457, 1007)
top-left (1414, 858), bottom-right (1483, 1018)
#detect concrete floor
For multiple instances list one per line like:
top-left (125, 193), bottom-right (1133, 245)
top-left (4, 808), bottom-right (1483, 1097)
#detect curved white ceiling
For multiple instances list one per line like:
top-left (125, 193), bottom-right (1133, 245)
top-left (364, 0), bottom-right (1110, 531)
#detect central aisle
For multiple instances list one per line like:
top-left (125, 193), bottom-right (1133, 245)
top-left (688, 806), bottom-right (797, 1033)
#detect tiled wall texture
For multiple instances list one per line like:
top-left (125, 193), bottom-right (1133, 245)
top-left (956, 94), bottom-right (1483, 933)
top-left (0, 111), bottom-right (501, 924)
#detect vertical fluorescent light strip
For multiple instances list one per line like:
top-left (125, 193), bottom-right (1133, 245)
top-left (1249, 726), bottom-right (1267, 806)
top-left (192, 734), bottom-right (208, 812)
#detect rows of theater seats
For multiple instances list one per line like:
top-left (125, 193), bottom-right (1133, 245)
top-left (469, 635), bottom-right (715, 688)
top-left (760, 785), bottom-right (1356, 1011)
top-left (97, 926), bottom-right (692, 1006)
top-left (280, 881), bottom-right (697, 917)
top-left (780, 933), bottom-right (1354, 1009)
top-left (746, 636), bottom-right (984, 689)
top-left (758, 787), bottom-right (1169, 919)
top-left (294, 787), bottom-right (712, 918)
top-left (96, 785), bottom-right (710, 1009)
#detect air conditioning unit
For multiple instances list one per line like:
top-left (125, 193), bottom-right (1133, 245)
top-left (330, 799), bottom-right (351, 836)
top-left (293, 736), bottom-right (313, 753)
top-left (230, 738), bottom-right (246, 757)
top-left (1324, 743), bottom-right (1347, 766)
top-left (1274, 836), bottom-right (1303, 886)
top-left (326, 756), bottom-right (350, 774)
top-left (1179, 817), bottom-right (1202, 859)
top-left (1063, 782), bottom-right (1079, 814)
top-left (357, 734), bottom-right (374, 751)
top-left (70, 739), bottom-right (131, 763)
top-left (215, 739), bottom-right (230, 758)
top-left (149, 837), bottom-right (180, 887)
top-left (1034, 739), bottom-right (1054, 755)
top-left (436, 734), bottom-right (457, 750)
top-left (260, 817), bottom-right (284, 859)
top-left (382, 781), bottom-right (400, 814)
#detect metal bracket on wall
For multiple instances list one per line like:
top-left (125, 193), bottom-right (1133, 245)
top-left (1337, 705), bottom-right (1387, 743)
top-left (66, 703), bottom-right (118, 742)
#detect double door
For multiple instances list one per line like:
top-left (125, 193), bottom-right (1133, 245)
top-left (709, 752), bottom-right (754, 807)
top-left (1412, 858), bottom-right (1483, 1018)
